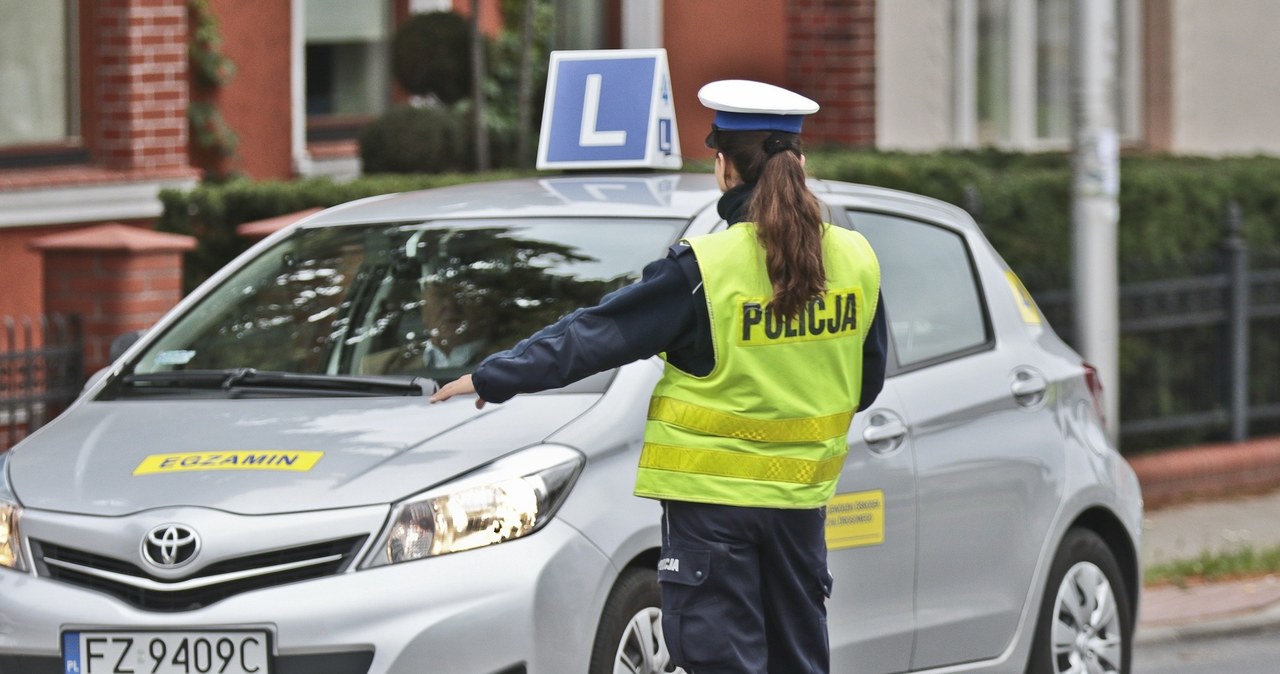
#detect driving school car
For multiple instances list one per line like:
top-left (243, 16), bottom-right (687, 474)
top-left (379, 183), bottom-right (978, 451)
top-left (0, 171), bottom-right (1141, 674)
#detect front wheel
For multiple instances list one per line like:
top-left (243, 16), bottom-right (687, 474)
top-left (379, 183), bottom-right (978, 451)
top-left (588, 567), bottom-right (686, 674)
top-left (1027, 528), bottom-right (1133, 674)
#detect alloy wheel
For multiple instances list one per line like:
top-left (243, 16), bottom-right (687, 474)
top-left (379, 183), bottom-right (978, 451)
top-left (1050, 561), bottom-right (1123, 674)
top-left (612, 606), bottom-right (683, 674)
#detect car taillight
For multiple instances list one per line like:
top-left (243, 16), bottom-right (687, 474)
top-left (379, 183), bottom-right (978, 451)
top-left (1083, 362), bottom-right (1106, 427)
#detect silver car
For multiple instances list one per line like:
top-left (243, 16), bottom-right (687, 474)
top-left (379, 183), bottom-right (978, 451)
top-left (0, 173), bottom-right (1141, 674)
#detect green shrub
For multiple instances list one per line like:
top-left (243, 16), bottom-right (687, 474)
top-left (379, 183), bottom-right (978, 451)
top-left (392, 11), bottom-right (474, 103)
top-left (359, 105), bottom-right (474, 174)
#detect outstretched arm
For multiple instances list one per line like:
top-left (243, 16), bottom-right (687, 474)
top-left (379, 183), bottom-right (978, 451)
top-left (429, 252), bottom-right (698, 406)
top-left (430, 374), bottom-right (484, 408)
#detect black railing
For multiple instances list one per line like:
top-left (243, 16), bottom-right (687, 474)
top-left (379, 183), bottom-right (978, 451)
top-left (0, 315), bottom-right (83, 452)
top-left (1033, 203), bottom-right (1280, 451)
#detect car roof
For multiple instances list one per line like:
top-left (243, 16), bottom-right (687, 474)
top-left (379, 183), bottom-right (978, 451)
top-left (299, 172), bottom-right (978, 234)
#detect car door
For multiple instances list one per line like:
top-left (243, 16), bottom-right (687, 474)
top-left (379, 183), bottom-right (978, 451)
top-left (848, 209), bottom-right (1062, 671)
top-left (826, 382), bottom-right (918, 674)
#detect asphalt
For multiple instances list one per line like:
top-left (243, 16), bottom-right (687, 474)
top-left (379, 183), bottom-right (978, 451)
top-left (1131, 435), bottom-right (1280, 645)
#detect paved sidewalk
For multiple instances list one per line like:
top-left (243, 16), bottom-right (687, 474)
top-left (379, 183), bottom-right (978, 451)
top-left (1138, 576), bottom-right (1280, 644)
top-left (1132, 438), bottom-right (1280, 644)
top-left (1141, 487), bottom-right (1280, 569)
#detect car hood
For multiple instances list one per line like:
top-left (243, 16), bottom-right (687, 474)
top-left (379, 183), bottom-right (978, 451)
top-left (7, 394), bottom-right (598, 516)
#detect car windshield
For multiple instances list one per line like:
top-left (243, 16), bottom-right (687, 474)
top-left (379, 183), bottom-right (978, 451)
top-left (123, 218), bottom-right (684, 385)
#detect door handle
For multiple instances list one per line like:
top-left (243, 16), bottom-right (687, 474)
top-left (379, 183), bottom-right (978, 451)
top-left (1011, 367), bottom-right (1048, 407)
top-left (862, 412), bottom-right (907, 453)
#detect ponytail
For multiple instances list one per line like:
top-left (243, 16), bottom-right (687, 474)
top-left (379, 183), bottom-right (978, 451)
top-left (713, 130), bottom-right (826, 319)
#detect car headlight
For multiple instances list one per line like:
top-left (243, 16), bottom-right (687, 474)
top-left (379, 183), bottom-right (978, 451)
top-left (0, 452), bottom-right (24, 571)
top-left (365, 444), bottom-right (584, 566)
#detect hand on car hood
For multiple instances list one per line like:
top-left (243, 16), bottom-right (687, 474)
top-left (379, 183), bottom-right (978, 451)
top-left (5, 394), bottom-right (597, 516)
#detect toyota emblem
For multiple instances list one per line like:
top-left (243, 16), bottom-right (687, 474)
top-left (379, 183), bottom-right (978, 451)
top-left (141, 524), bottom-right (200, 569)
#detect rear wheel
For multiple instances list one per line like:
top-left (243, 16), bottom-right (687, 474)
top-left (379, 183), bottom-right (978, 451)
top-left (1027, 528), bottom-right (1132, 674)
top-left (588, 567), bottom-right (685, 674)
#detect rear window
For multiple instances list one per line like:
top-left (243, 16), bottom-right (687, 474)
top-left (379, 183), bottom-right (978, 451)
top-left (849, 211), bottom-right (991, 368)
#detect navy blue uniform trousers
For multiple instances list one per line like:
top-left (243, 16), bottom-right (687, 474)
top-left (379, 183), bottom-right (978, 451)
top-left (659, 500), bottom-right (832, 674)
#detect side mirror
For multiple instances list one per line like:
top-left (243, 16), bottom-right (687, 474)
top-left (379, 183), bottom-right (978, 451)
top-left (108, 330), bottom-right (143, 363)
top-left (80, 368), bottom-right (111, 398)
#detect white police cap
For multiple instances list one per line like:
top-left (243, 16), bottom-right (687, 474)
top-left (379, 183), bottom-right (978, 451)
top-left (697, 79), bottom-right (819, 134)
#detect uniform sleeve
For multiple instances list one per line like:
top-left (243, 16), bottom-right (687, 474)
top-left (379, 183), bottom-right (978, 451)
top-left (858, 291), bottom-right (888, 411)
top-left (470, 253), bottom-right (698, 404)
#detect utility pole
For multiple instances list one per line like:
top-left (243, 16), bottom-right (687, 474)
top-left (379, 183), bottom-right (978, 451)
top-left (1071, 0), bottom-right (1121, 442)
top-left (470, 0), bottom-right (490, 171)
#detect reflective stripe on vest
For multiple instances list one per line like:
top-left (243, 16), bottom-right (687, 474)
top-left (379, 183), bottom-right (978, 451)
top-left (649, 396), bottom-right (852, 443)
top-left (639, 442), bottom-right (845, 485)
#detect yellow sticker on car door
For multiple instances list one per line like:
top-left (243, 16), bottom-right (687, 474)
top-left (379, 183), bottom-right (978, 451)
top-left (825, 489), bottom-right (885, 549)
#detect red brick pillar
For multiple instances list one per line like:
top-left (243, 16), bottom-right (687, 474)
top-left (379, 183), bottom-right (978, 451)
top-left (30, 224), bottom-right (195, 375)
top-left (788, 0), bottom-right (877, 147)
top-left (95, 0), bottom-right (191, 172)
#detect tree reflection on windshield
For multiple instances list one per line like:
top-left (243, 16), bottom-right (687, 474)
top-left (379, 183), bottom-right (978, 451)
top-left (130, 219), bottom-right (682, 380)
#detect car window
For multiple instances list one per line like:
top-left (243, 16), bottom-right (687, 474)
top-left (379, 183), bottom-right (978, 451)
top-left (127, 218), bottom-right (684, 381)
top-left (848, 211), bottom-right (991, 368)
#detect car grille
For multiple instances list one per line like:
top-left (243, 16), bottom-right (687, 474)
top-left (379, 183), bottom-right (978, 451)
top-left (31, 536), bottom-right (367, 612)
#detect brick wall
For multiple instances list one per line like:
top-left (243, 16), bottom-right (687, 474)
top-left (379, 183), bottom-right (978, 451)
top-left (31, 225), bottom-right (194, 375)
top-left (787, 0), bottom-right (877, 147)
top-left (664, 0), bottom-right (790, 162)
top-left (95, 0), bottom-right (190, 172)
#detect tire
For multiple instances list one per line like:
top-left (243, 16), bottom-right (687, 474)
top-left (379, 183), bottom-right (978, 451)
top-left (588, 567), bottom-right (685, 674)
top-left (1027, 528), bottom-right (1133, 674)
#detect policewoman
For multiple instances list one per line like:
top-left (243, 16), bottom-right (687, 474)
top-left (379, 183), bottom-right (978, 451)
top-left (432, 80), bottom-right (887, 674)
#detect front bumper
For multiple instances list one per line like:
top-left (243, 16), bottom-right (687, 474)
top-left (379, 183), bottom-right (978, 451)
top-left (0, 515), bottom-right (612, 674)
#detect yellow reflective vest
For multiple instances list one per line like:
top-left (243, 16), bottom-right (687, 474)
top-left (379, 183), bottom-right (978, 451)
top-left (634, 223), bottom-right (881, 508)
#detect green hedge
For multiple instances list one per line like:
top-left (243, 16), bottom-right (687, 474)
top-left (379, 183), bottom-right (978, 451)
top-left (157, 171), bottom-right (531, 291)
top-left (804, 150), bottom-right (1280, 291)
top-left (359, 106), bottom-right (475, 174)
top-left (161, 151), bottom-right (1280, 295)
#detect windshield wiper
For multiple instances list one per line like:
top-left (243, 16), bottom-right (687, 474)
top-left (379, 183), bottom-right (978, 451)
top-left (120, 369), bottom-right (438, 397)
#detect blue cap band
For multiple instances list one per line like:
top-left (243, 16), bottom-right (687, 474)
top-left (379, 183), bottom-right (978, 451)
top-left (712, 111), bottom-right (805, 134)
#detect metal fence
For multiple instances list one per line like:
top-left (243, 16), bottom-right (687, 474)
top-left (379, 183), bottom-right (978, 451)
top-left (1034, 210), bottom-right (1280, 451)
top-left (0, 315), bottom-right (83, 452)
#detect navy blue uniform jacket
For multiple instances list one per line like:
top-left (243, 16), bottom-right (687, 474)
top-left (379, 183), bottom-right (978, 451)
top-left (471, 183), bottom-right (889, 410)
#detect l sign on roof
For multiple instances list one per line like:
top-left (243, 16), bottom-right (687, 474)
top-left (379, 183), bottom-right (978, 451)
top-left (537, 49), bottom-right (682, 171)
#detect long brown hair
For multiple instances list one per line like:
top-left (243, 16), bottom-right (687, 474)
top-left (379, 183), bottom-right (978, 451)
top-left (713, 129), bottom-right (826, 318)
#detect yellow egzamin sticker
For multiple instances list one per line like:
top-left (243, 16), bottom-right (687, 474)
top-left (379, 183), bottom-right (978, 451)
top-left (134, 451), bottom-right (324, 475)
top-left (825, 489), bottom-right (885, 550)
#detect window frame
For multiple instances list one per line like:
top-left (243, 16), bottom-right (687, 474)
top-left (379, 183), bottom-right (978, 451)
top-left (951, 0), bottom-right (1143, 150)
top-left (297, 0), bottom-right (393, 146)
top-left (0, 0), bottom-right (83, 165)
top-left (840, 208), bottom-right (996, 377)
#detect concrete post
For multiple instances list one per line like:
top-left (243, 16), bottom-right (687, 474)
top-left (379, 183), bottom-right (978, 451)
top-left (1071, 0), bottom-right (1121, 443)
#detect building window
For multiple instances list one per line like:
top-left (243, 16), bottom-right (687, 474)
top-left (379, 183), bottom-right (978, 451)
top-left (304, 0), bottom-right (390, 140)
top-left (0, 0), bottom-right (76, 148)
top-left (1034, 0), bottom-right (1072, 141)
top-left (957, 0), bottom-right (1140, 149)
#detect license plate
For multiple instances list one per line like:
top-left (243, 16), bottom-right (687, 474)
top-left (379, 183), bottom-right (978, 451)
top-left (62, 631), bottom-right (270, 674)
